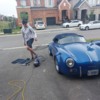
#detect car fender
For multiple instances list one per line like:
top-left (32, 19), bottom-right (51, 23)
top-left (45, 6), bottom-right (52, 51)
top-left (56, 49), bottom-right (70, 65)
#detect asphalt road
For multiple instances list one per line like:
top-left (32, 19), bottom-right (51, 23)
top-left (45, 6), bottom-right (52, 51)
top-left (0, 28), bottom-right (100, 100)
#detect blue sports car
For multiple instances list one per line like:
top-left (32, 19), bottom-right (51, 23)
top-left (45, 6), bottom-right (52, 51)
top-left (48, 33), bottom-right (100, 77)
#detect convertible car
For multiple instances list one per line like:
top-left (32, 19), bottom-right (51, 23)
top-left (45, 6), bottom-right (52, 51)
top-left (48, 33), bottom-right (100, 77)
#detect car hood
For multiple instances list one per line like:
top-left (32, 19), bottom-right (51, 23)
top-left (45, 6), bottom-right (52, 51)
top-left (62, 43), bottom-right (100, 63)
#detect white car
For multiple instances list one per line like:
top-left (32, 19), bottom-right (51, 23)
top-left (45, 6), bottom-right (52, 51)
top-left (35, 21), bottom-right (46, 30)
top-left (62, 20), bottom-right (83, 28)
top-left (80, 21), bottom-right (100, 30)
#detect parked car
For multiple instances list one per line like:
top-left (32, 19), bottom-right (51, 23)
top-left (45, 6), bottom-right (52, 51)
top-left (48, 33), bottom-right (100, 77)
top-left (34, 21), bottom-right (46, 30)
top-left (62, 20), bottom-right (83, 28)
top-left (80, 20), bottom-right (100, 30)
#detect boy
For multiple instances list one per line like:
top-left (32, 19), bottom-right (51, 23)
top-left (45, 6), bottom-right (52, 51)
top-left (21, 20), bottom-right (37, 60)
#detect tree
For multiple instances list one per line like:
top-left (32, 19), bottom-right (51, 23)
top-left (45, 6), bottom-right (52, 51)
top-left (20, 12), bottom-right (28, 21)
top-left (89, 10), bottom-right (95, 21)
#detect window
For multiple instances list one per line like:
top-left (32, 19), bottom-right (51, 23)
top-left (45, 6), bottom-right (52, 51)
top-left (72, 20), bottom-right (79, 23)
top-left (20, 0), bottom-right (26, 6)
top-left (49, 0), bottom-right (52, 6)
top-left (99, 14), bottom-right (100, 20)
top-left (97, 0), bottom-right (100, 5)
top-left (45, 0), bottom-right (54, 7)
top-left (57, 36), bottom-right (86, 44)
top-left (33, 0), bottom-right (41, 7)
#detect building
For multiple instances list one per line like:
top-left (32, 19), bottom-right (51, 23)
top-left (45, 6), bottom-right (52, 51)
top-left (69, 0), bottom-right (100, 23)
top-left (16, 0), bottom-right (71, 27)
top-left (87, 0), bottom-right (100, 20)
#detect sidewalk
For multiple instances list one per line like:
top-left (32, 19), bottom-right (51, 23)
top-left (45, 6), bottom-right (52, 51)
top-left (46, 25), bottom-right (62, 29)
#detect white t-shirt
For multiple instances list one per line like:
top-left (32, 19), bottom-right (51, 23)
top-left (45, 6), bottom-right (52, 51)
top-left (21, 25), bottom-right (37, 44)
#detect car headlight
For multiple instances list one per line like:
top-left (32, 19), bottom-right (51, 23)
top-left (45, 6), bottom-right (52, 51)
top-left (66, 58), bottom-right (74, 68)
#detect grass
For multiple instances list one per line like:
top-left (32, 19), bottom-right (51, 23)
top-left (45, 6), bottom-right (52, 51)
top-left (12, 27), bottom-right (21, 34)
top-left (87, 38), bottom-right (100, 42)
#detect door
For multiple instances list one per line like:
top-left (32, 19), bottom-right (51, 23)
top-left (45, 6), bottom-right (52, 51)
top-left (62, 10), bottom-right (66, 18)
top-left (90, 21), bottom-right (99, 29)
top-left (62, 10), bottom-right (68, 22)
top-left (98, 14), bottom-right (100, 20)
top-left (81, 9), bottom-right (87, 23)
top-left (93, 21), bottom-right (100, 28)
top-left (70, 20), bottom-right (79, 27)
top-left (46, 17), bottom-right (56, 25)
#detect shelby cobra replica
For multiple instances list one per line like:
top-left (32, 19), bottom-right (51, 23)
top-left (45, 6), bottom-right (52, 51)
top-left (48, 33), bottom-right (100, 77)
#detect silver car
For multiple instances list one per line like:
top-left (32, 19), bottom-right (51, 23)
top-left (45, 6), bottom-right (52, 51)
top-left (62, 20), bottom-right (83, 28)
top-left (80, 20), bottom-right (100, 30)
top-left (35, 21), bottom-right (46, 30)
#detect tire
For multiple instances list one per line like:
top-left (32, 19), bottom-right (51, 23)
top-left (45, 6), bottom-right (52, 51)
top-left (54, 59), bottom-right (62, 74)
top-left (66, 25), bottom-right (69, 28)
top-left (85, 26), bottom-right (89, 30)
top-left (49, 49), bottom-right (52, 56)
top-left (78, 24), bottom-right (81, 27)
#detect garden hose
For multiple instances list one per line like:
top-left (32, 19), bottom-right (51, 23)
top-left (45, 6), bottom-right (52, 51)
top-left (7, 80), bottom-right (26, 100)
top-left (7, 45), bottom-right (47, 100)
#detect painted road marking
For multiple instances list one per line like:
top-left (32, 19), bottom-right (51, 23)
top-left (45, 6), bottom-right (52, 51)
top-left (0, 44), bottom-right (49, 51)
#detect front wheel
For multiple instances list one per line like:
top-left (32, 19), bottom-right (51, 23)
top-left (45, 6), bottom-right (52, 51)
top-left (85, 26), bottom-right (89, 30)
top-left (54, 59), bottom-right (62, 74)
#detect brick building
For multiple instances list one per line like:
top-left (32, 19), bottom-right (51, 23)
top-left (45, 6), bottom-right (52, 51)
top-left (16, 0), bottom-right (71, 27)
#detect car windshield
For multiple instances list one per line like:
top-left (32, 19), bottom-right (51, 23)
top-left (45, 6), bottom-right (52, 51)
top-left (38, 22), bottom-right (43, 24)
top-left (58, 35), bottom-right (86, 44)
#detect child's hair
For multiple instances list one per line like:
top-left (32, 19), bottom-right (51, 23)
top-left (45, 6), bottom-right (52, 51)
top-left (22, 19), bottom-right (28, 24)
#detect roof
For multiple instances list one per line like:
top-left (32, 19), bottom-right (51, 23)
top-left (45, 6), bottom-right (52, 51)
top-left (53, 33), bottom-right (83, 40)
top-left (74, 0), bottom-right (85, 9)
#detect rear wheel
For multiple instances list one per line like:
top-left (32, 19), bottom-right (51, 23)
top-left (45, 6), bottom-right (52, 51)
top-left (66, 25), bottom-right (69, 28)
top-left (85, 26), bottom-right (89, 30)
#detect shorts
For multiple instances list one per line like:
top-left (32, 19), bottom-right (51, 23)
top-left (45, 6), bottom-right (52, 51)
top-left (27, 38), bottom-right (34, 48)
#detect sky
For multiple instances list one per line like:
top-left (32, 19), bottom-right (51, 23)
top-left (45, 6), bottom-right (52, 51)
top-left (0, 0), bottom-right (17, 17)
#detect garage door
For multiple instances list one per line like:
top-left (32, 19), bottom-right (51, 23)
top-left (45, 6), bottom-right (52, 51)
top-left (46, 17), bottom-right (56, 25)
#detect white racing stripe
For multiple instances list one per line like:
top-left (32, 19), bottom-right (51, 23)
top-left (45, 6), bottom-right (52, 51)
top-left (2, 46), bottom-right (25, 50)
top-left (0, 34), bottom-right (21, 38)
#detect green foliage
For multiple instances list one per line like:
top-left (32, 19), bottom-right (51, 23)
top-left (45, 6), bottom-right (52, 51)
top-left (0, 21), bottom-right (10, 32)
top-left (20, 12), bottom-right (28, 20)
top-left (89, 10), bottom-right (95, 21)
top-left (12, 27), bottom-right (20, 34)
